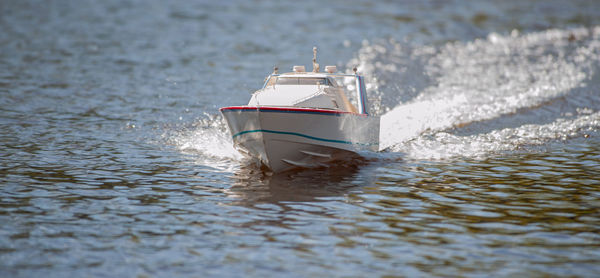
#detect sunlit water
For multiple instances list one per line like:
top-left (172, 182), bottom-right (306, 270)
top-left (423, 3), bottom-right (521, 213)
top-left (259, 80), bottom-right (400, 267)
top-left (1, 0), bottom-right (600, 277)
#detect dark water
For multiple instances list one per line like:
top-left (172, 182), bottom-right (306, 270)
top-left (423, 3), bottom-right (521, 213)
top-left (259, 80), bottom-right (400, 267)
top-left (2, 0), bottom-right (600, 277)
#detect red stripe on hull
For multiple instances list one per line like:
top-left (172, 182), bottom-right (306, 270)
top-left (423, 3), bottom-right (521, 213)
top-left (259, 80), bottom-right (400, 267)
top-left (220, 106), bottom-right (367, 116)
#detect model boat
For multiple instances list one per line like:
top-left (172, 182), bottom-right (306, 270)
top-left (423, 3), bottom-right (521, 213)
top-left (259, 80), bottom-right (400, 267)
top-left (220, 48), bottom-right (380, 172)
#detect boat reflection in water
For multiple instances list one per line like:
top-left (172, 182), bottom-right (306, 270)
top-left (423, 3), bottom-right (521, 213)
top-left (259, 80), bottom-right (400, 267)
top-left (225, 156), bottom-right (372, 205)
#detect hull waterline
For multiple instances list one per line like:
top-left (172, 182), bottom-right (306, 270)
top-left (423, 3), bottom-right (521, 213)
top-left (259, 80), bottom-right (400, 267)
top-left (221, 106), bottom-right (379, 172)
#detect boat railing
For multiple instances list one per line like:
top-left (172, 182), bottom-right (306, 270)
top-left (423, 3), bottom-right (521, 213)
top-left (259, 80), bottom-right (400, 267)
top-left (262, 73), bottom-right (363, 88)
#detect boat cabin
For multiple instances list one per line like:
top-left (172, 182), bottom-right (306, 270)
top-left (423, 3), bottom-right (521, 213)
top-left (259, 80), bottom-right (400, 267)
top-left (248, 69), bottom-right (361, 113)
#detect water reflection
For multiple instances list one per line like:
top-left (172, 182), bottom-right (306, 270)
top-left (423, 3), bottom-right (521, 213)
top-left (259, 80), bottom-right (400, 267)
top-left (343, 144), bottom-right (600, 275)
top-left (209, 142), bottom-right (600, 276)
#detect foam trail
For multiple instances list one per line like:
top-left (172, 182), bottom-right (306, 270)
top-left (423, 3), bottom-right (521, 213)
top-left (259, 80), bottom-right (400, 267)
top-left (349, 27), bottom-right (600, 157)
top-left (397, 111), bottom-right (600, 159)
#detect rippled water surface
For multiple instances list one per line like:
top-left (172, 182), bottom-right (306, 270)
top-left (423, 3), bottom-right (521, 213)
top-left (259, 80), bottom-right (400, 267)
top-left (2, 0), bottom-right (600, 277)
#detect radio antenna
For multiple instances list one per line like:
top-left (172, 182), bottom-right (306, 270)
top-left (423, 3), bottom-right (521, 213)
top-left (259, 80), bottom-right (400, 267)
top-left (312, 47), bottom-right (320, 73)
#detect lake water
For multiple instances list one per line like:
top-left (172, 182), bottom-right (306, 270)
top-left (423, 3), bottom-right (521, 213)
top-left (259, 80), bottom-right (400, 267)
top-left (1, 0), bottom-right (600, 277)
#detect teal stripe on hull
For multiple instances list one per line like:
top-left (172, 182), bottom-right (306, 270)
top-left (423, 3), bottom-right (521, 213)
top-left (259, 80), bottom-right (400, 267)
top-left (232, 129), bottom-right (378, 147)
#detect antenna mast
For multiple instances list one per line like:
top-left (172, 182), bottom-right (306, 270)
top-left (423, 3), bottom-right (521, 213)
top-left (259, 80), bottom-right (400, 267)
top-left (312, 47), bottom-right (320, 73)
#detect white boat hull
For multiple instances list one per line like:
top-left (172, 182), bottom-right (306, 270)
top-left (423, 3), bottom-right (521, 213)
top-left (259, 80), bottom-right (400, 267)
top-left (221, 106), bottom-right (379, 172)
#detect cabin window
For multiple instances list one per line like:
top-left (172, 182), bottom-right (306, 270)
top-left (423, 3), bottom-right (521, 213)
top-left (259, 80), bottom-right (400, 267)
top-left (276, 77), bottom-right (330, 86)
